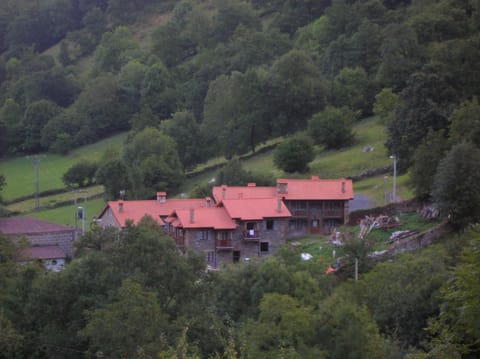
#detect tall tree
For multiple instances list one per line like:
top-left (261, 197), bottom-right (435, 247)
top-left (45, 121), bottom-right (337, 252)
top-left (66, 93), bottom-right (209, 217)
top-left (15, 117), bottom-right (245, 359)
top-left (80, 279), bottom-right (168, 358)
top-left (273, 134), bottom-right (315, 173)
top-left (449, 97), bottom-right (480, 148)
top-left (266, 50), bottom-right (327, 135)
top-left (386, 70), bottom-right (456, 170)
top-left (432, 142), bottom-right (480, 229)
top-left (122, 127), bottom-right (184, 198)
top-left (308, 106), bottom-right (356, 149)
top-left (160, 110), bottom-right (206, 171)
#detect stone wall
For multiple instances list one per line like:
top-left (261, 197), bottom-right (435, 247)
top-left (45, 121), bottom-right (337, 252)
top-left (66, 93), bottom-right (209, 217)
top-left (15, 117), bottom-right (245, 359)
top-left (9, 230), bottom-right (77, 258)
top-left (375, 222), bottom-right (452, 261)
top-left (98, 207), bottom-right (121, 228)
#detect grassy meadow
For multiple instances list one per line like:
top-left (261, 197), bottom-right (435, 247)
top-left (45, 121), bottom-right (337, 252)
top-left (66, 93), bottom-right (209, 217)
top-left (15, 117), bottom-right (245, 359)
top-left (0, 133), bottom-right (127, 202)
top-left (22, 197), bottom-right (107, 228)
top-left (1, 116), bottom-right (413, 225)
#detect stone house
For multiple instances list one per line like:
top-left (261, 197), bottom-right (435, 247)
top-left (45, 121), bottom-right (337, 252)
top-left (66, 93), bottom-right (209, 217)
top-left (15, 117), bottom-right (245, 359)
top-left (166, 197), bottom-right (291, 268)
top-left (97, 176), bottom-right (353, 267)
top-left (212, 176), bottom-right (354, 236)
top-left (165, 206), bottom-right (237, 268)
top-left (276, 176), bottom-right (354, 236)
top-left (0, 217), bottom-right (77, 270)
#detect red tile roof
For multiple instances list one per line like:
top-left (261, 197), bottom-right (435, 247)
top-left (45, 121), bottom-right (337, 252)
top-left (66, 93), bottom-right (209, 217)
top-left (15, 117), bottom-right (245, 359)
top-left (170, 207), bottom-right (237, 230)
top-left (100, 198), bottom-right (211, 227)
top-left (0, 217), bottom-right (75, 235)
top-left (212, 185), bottom-right (276, 202)
top-left (18, 245), bottom-right (66, 260)
top-left (220, 198), bottom-right (291, 221)
top-left (276, 177), bottom-right (354, 200)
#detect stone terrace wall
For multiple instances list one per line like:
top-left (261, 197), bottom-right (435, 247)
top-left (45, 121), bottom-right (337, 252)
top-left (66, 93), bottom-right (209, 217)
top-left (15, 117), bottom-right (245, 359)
top-left (375, 222), bottom-right (452, 261)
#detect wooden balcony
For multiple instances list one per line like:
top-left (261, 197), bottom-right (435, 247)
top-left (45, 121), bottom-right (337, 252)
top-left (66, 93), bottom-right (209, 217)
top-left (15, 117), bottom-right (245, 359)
top-left (323, 209), bottom-right (344, 218)
top-left (243, 230), bottom-right (261, 241)
top-left (169, 233), bottom-right (185, 247)
top-left (291, 209), bottom-right (307, 217)
top-left (216, 239), bottom-right (233, 250)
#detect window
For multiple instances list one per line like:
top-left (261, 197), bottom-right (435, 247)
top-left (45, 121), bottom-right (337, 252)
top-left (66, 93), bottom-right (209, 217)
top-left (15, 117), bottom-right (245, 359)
top-left (260, 242), bottom-right (269, 252)
top-left (220, 231), bottom-right (230, 240)
top-left (233, 251), bottom-right (241, 263)
top-left (200, 230), bottom-right (208, 240)
top-left (206, 251), bottom-right (215, 263)
top-left (289, 219), bottom-right (306, 230)
top-left (266, 220), bottom-right (274, 230)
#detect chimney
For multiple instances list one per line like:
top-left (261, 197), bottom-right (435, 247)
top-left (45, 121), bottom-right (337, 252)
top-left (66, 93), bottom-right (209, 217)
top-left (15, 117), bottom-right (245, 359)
top-left (277, 199), bottom-right (282, 212)
top-left (248, 183), bottom-right (256, 187)
top-left (277, 182), bottom-right (288, 194)
top-left (118, 201), bottom-right (124, 212)
top-left (341, 181), bottom-right (346, 193)
top-left (189, 208), bottom-right (194, 223)
top-left (205, 197), bottom-right (211, 207)
top-left (157, 192), bottom-right (167, 203)
top-left (222, 186), bottom-right (227, 199)
top-left (311, 175), bottom-right (320, 180)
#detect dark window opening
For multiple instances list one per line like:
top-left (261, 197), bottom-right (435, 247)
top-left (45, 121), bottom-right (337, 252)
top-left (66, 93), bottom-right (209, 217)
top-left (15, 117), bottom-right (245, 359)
top-left (266, 220), bottom-right (274, 230)
top-left (233, 251), bottom-right (241, 262)
top-left (260, 242), bottom-right (269, 252)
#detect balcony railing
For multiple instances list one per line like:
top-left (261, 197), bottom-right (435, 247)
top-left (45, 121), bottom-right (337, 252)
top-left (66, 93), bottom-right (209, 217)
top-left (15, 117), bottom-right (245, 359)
top-left (243, 230), bottom-right (261, 240)
top-left (323, 209), bottom-right (344, 217)
top-left (216, 239), bottom-right (233, 249)
top-left (291, 209), bottom-right (307, 217)
top-left (168, 233), bottom-right (185, 247)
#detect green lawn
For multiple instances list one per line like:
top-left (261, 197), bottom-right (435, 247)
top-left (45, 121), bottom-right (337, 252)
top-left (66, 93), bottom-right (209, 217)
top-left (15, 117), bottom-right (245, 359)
top-left (0, 133), bottom-right (127, 202)
top-left (7, 185), bottom-right (105, 213)
top-left (309, 118), bottom-right (390, 178)
top-left (22, 197), bottom-right (107, 227)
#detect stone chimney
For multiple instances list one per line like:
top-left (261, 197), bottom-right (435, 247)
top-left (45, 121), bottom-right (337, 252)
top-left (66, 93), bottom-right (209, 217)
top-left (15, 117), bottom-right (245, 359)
top-left (118, 201), bottom-right (124, 212)
top-left (277, 199), bottom-right (282, 212)
top-left (277, 182), bottom-right (288, 194)
top-left (157, 192), bottom-right (167, 203)
top-left (342, 181), bottom-right (346, 193)
top-left (189, 208), bottom-right (194, 223)
top-left (222, 185), bottom-right (227, 199)
top-left (205, 197), bottom-right (211, 207)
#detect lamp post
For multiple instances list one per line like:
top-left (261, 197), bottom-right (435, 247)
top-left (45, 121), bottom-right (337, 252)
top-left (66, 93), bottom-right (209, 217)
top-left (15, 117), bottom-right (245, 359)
top-left (383, 175), bottom-right (388, 204)
top-left (389, 155), bottom-right (397, 202)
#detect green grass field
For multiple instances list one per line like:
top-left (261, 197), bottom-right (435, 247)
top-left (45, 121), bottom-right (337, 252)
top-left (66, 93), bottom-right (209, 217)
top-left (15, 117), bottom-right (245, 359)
top-left (0, 133), bottom-right (127, 202)
top-left (22, 197), bottom-right (107, 227)
top-left (1, 117), bottom-right (413, 225)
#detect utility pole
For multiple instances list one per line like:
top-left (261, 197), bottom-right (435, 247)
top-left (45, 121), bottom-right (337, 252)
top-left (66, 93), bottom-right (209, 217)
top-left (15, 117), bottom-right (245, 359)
top-left (27, 155), bottom-right (45, 210)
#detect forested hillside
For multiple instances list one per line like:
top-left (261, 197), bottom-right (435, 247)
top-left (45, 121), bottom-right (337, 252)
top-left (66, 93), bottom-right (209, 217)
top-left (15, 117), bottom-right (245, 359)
top-left (1, 0), bottom-right (480, 204)
top-left (1, 1), bottom-right (480, 358)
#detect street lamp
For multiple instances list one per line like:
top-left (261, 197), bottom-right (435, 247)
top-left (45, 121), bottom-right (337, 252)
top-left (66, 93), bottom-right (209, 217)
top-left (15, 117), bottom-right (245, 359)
top-left (383, 175), bottom-right (388, 204)
top-left (389, 155), bottom-right (397, 203)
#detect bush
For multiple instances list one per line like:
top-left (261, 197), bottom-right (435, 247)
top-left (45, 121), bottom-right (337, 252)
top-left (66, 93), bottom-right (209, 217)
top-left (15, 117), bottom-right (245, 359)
top-left (62, 161), bottom-right (98, 188)
top-left (273, 134), bottom-right (315, 173)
